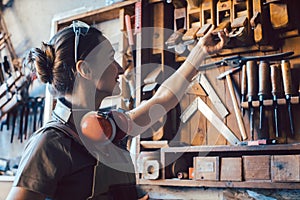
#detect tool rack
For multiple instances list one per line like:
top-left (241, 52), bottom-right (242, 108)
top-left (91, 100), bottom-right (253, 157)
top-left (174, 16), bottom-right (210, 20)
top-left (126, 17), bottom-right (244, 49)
top-left (49, 0), bottom-right (300, 190)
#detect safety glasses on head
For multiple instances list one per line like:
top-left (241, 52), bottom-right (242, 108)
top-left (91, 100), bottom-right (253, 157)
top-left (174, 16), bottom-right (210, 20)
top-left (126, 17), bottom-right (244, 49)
top-left (72, 20), bottom-right (90, 63)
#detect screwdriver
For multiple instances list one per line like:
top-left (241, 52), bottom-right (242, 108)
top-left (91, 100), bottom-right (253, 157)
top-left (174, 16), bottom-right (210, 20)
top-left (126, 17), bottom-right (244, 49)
top-left (281, 59), bottom-right (294, 136)
top-left (246, 60), bottom-right (258, 140)
top-left (258, 61), bottom-right (271, 133)
top-left (270, 64), bottom-right (281, 138)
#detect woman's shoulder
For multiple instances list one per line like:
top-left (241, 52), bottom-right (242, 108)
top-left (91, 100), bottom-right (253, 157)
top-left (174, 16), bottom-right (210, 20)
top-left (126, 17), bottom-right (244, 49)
top-left (26, 123), bottom-right (74, 151)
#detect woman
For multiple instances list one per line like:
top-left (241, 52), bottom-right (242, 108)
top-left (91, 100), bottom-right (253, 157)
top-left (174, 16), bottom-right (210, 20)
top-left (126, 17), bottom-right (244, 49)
top-left (6, 20), bottom-right (228, 200)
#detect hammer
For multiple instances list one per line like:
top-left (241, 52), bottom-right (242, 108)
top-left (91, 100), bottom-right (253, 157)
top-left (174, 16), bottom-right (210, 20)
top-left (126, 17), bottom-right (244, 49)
top-left (217, 67), bottom-right (247, 140)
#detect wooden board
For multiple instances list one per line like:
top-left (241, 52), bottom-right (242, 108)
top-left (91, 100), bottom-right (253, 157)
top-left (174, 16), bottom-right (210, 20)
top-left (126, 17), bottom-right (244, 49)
top-left (243, 155), bottom-right (271, 181)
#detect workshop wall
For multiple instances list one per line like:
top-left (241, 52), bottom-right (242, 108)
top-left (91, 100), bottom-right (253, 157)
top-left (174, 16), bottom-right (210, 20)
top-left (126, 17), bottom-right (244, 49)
top-left (2, 0), bottom-right (106, 57)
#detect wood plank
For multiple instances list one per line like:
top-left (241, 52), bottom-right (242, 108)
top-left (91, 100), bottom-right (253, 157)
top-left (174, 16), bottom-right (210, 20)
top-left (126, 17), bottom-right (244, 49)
top-left (161, 143), bottom-right (300, 153)
top-left (178, 93), bottom-right (192, 145)
top-left (55, 0), bottom-right (137, 26)
top-left (138, 178), bottom-right (300, 189)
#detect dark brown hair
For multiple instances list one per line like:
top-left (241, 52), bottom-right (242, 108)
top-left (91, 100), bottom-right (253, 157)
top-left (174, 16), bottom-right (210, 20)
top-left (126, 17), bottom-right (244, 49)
top-left (25, 25), bottom-right (106, 96)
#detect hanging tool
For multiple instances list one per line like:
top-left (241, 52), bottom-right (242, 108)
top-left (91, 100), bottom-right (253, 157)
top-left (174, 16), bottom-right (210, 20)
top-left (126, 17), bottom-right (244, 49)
top-left (246, 60), bottom-right (258, 141)
top-left (198, 73), bottom-right (229, 119)
top-left (281, 59), bottom-right (294, 136)
top-left (196, 97), bottom-right (240, 145)
top-left (270, 63), bottom-right (282, 138)
top-left (217, 67), bottom-right (247, 140)
top-left (180, 97), bottom-right (198, 123)
top-left (180, 97), bottom-right (240, 145)
top-left (197, 51), bottom-right (294, 71)
top-left (258, 61), bottom-right (271, 134)
top-left (241, 64), bottom-right (247, 116)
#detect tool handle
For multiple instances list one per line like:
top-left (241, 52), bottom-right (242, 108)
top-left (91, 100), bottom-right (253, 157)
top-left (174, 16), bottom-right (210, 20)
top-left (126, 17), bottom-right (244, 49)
top-left (246, 60), bottom-right (258, 100)
top-left (281, 60), bottom-right (293, 95)
top-left (226, 75), bottom-right (247, 140)
top-left (270, 64), bottom-right (282, 96)
top-left (241, 64), bottom-right (247, 97)
top-left (258, 61), bottom-right (271, 97)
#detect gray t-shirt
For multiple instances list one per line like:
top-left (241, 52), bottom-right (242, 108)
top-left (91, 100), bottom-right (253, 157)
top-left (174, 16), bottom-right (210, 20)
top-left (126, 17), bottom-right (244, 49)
top-left (13, 126), bottom-right (96, 199)
top-left (13, 121), bottom-right (140, 200)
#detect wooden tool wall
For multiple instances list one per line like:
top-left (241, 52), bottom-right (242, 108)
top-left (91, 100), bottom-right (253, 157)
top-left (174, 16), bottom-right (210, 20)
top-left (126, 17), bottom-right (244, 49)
top-left (140, 0), bottom-right (300, 146)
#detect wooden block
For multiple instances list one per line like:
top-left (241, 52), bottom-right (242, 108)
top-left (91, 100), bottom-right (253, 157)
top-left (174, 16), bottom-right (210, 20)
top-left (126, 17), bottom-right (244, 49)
top-left (271, 155), bottom-right (300, 182)
top-left (220, 157), bottom-right (242, 181)
top-left (194, 156), bottom-right (219, 180)
top-left (243, 155), bottom-right (270, 180)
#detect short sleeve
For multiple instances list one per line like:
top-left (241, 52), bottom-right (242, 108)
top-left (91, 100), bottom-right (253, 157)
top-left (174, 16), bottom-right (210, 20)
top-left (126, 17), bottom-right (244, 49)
top-left (13, 128), bottom-right (72, 197)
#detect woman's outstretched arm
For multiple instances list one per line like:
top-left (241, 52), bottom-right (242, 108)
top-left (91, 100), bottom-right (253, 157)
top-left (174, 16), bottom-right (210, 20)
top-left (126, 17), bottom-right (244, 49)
top-left (127, 27), bottom-right (229, 136)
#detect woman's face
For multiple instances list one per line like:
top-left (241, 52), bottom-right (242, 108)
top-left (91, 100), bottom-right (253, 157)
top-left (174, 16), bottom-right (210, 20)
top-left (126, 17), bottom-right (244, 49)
top-left (86, 39), bottom-right (124, 97)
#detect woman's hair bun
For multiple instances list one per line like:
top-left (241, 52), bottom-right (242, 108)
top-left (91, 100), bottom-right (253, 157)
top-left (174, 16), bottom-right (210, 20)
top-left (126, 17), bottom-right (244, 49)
top-left (26, 42), bottom-right (55, 84)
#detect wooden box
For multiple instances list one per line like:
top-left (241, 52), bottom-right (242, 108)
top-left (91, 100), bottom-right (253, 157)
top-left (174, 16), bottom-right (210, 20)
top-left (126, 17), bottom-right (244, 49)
top-left (271, 155), bottom-right (300, 182)
top-left (193, 156), bottom-right (219, 180)
top-left (243, 155), bottom-right (271, 181)
top-left (220, 157), bottom-right (242, 181)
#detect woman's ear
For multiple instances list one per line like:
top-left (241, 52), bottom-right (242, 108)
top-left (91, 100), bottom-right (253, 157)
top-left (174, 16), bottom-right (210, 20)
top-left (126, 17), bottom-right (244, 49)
top-left (76, 60), bottom-right (92, 80)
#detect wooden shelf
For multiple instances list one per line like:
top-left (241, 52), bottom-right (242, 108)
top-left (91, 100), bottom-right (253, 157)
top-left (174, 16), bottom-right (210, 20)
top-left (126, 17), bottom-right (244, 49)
top-left (139, 179), bottom-right (300, 189)
top-left (136, 144), bottom-right (300, 189)
top-left (55, 0), bottom-right (137, 28)
top-left (161, 143), bottom-right (300, 154)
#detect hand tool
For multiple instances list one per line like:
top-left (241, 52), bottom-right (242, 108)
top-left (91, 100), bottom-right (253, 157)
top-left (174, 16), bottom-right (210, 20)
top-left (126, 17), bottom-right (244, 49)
top-left (181, 96), bottom-right (241, 145)
top-left (258, 60), bottom-right (271, 133)
top-left (217, 67), bottom-right (247, 140)
top-left (180, 97), bottom-right (198, 123)
top-left (281, 59), bottom-right (294, 136)
top-left (270, 63), bottom-right (282, 138)
top-left (197, 51), bottom-right (294, 71)
top-left (246, 60), bottom-right (258, 140)
top-left (196, 97), bottom-right (240, 145)
top-left (241, 64), bottom-right (247, 116)
top-left (198, 73), bottom-right (229, 119)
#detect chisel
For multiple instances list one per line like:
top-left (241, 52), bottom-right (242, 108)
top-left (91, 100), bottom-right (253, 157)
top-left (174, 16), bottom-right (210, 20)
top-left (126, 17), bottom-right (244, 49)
top-left (258, 61), bottom-right (271, 133)
top-left (281, 59), bottom-right (294, 136)
top-left (270, 63), bottom-right (282, 138)
top-left (246, 60), bottom-right (258, 140)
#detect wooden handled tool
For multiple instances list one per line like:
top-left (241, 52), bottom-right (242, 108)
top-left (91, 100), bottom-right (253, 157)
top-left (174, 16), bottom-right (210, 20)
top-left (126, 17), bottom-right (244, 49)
top-left (241, 64), bottom-right (247, 116)
top-left (281, 59), bottom-right (294, 136)
top-left (217, 67), bottom-right (247, 140)
top-left (258, 61), bottom-right (271, 133)
top-left (270, 63), bottom-right (282, 137)
top-left (246, 60), bottom-right (258, 140)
